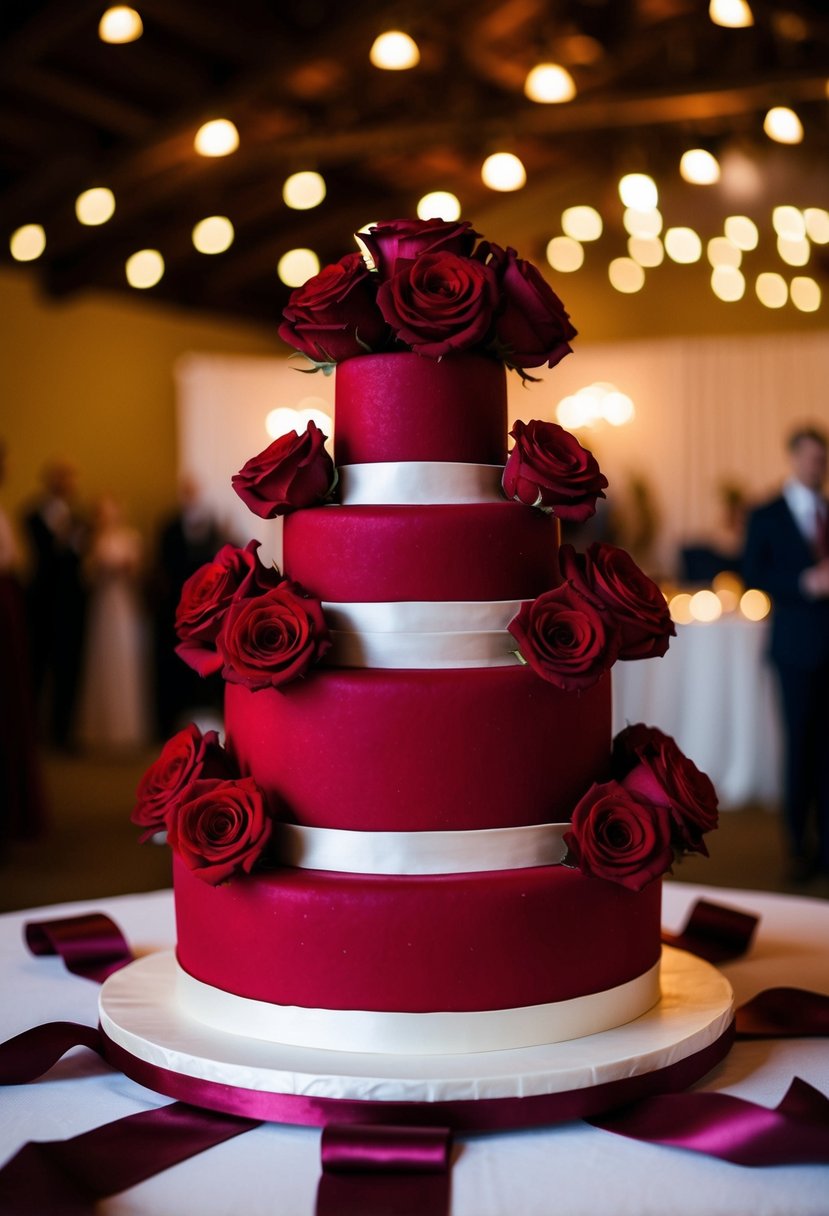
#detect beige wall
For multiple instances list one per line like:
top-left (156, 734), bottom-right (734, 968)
top-left (0, 268), bottom-right (279, 555)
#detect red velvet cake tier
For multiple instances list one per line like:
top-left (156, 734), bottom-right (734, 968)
top-left (334, 352), bottom-right (507, 466)
top-left (283, 502), bottom-right (559, 603)
top-left (225, 668), bottom-right (611, 831)
top-left (174, 856), bottom-right (660, 1013)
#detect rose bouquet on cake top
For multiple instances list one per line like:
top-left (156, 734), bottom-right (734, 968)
top-left (278, 217), bottom-right (577, 377)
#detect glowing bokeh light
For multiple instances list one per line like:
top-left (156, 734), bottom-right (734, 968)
top-left (369, 31), bottom-right (420, 70)
top-left (277, 248), bottom-right (320, 287)
top-left (416, 191), bottom-right (461, 221)
top-left (790, 276), bottom-right (821, 312)
top-left (627, 236), bottom-right (664, 267)
top-left (690, 589), bottom-right (723, 622)
top-left (608, 257), bottom-right (645, 293)
top-left (680, 149), bottom-right (720, 184)
top-left (125, 248), bottom-right (164, 288)
top-left (711, 265), bottom-right (746, 301)
top-left (740, 588), bottom-right (771, 620)
top-left (75, 187), bottom-right (115, 226)
top-left (192, 216), bottom-right (234, 254)
top-left (669, 593), bottom-right (694, 625)
top-left (755, 272), bottom-right (788, 308)
top-left (98, 6), bottom-right (143, 43)
top-left (524, 63), bottom-right (576, 103)
top-left (664, 227), bottom-right (702, 263)
top-left (707, 236), bottom-right (741, 267)
top-left (618, 174), bottom-right (658, 210)
top-left (546, 236), bottom-right (584, 272)
top-left (724, 215), bottom-right (759, 250)
top-left (709, 0), bottom-right (753, 27)
top-left (623, 208), bottom-right (662, 238)
top-left (9, 223), bottom-right (46, 261)
top-left (283, 171), bottom-right (326, 210)
top-left (481, 152), bottom-right (526, 191)
top-left (803, 208), bottom-right (829, 244)
top-left (194, 119), bottom-right (239, 157)
top-left (561, 206), bottom-right (602, 241)
top-left (763, 106), bottom-right (803, 144)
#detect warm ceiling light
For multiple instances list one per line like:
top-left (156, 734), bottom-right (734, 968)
top-left (627, 236), bottom-right (663, 267)
top-left (125, 249), bottom-right (164, 289)
top-left (740, 589), bottom-right (770, 620)
top-left (755, 272), bottom-right (787, 308)
top-left (98, 6), bottom-right (143, 43)
top-left (369, 30), bottom-right (420, 70)
top-left (608, 257), bottom-right (645, 293)
top-left (192, 216), bottom-right (234, 255)
top-left (278, 248), bottom-right (320, 287)
top-left (618, 174), bottom-right (658, 210)
top-left (790, 276), bottom-right (821, 312)
top-left (724, 215), bottom-right (758, 250)
top-left (524, 63), bottom-right (576, 103)
top-left (707, 236), bottom-right (741, 267)
top-left (561, 206), bottom-right (602, 241)
top-left (603, 391), bottom-right (635, 426)
top-left (772, 205), bottom-right (805, 240)
top-left (623, 208), bottom-right (662, 238)
top-left (416, 191), bottom-right (461, 221)
top-left (282, 171), bottom-right (326, 211)
top-left (664, 227), bottom-right (702, 263)
top-left (763, 106), bottom-right (803, 144)
top-left (777, 235), bottom-right (810, 266)
top-left (546, 236), bottom-right (584, 272)
top-left (690, 590), bottom-right (722, 622)
top-left (711, 265), bottom-right (746, 301)
top-left (679, 149), bottom-right (720, 185)
top-left (803, 207), bottom-right (829, 244)
top-left (708, 0), bottom-right (753, 28)
top-left (75, 187), bottom-right (115, 226)
top-left (481, 152), bottom-right (526, 192)
top-left (194, 119), bottom-right (239, 157)
top-left (9, 223), bottom-right (45, 262)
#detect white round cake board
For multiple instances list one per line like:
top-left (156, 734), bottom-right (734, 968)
top-left (99, 946), bottom-right (733, 1108)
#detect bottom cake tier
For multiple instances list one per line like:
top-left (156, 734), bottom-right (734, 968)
top-left (173, 857), bottom-right (662, 1054)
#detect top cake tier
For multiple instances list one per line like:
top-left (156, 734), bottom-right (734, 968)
top-left (333, 352), bottom-right (507, 466)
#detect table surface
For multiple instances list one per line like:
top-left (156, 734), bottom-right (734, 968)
top-left (2, 882), bottom-right (828, 1216)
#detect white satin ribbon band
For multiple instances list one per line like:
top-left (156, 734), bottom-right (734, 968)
top-left (338, 462), bottom-right (504, 505)
top-left (276, 822), bottom-right (569, 875)
top-left (322, 599), bottom-right (525, 669)
top-left (175, 961), bottom-right (661, 1056)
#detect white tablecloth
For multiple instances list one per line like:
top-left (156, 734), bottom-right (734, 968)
top-left (613, 617), bottom-right (781, 808)
top-left (1, 884), bottom-right (828, 1215)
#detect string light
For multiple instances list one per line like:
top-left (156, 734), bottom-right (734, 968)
top-left (417, 191), bottom-right (461, 221)
top-left (724, 215), bottom-right (758, 250)
top-left (608, 257), bottom-right (645, 293)
top-left (283, 172), bottom-right (326, 210)
top-left (98, 6), bottom-right (143, 43)
top-left (708, 0), bottom-right (753, 27)
top-left (627, 236), bottom-right (663, 267)
top-left (618, 174), bottom-right (658, 210)
top-left (790, 277), bottom-right (821, 312)
top-left (556, 383), bottom-right (635, 429)
top-left (481, 152), bottom-right (526, 192)
top-left (711, 265), bottom-right (745, 301)
top-left (9, 224), bottom-right (45, 262)
top-left (763, 107), bottom-right (803, 144)
top-left (777, 236), bottom-right (809, 266)
top-left (623, 208), bottom-right (662, 238)
top-left (125, 249), bottom-right (164, 288)
top-left (277, 248), bottom-right (320, 287)
top-left (75, 187), bottom-right (115, 226)
top-left (369, 31), bottom-right (420, 70)
top-left (524, 64), bottom-right (576, 103)
top-left (669, 593), bottom-right (694, 624)
top-left (690, 590), bottom-right (723, 622)
top-left (707, 237), bottom-right (741, 267)
top-left (803, 208), bottom-right (829, 244)
top-left (740, 589), bottom-right (770, 620)
top-left (192, 216), bottom-right (234, 254)
top-left (772, 206), bottom-right (805, 240)
top-left (194, 119), bottom-right (239, 157)
top-left (546, 236), bottom-right (584, 272)
top-left (755, 272), bottom-right (787, 308)
top-left (561, 206), bottom-right (602, 241)
top-left (265, 401), bottom-right (332, 440)
top-left (664, 227), bottom-right (702, 263)
top-left (679, 149), bottom-right (720, 184)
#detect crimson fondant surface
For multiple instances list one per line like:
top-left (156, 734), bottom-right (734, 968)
top-left (174, 856), bottom-right (661, 1013)
top-left (225, 668), bottom-right (611, 831)
top-left (283, 503), bottom-right (560, 603)
top-left (334, 353), bottom-right (507, 466)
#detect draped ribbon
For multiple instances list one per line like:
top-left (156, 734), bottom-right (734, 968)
top-left (316, 1124), bottom-right (452, 1216)
top-left (337, 461), bottom-right (504, 505)
top-left (1, 898), bottom-right (828, 1214)
top-left (24, 912), bottom-right (133, 982)
top-left (661, 898), bottom-right (759, 964)
top-left (275, 820), bottom-right (568, 875)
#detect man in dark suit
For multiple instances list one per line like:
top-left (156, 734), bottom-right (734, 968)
top-left (743, 427), bottom-right (829, 880)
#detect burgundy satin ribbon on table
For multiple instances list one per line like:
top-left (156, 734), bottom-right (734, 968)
top-left (2, 902), bottom-right (829, 1216)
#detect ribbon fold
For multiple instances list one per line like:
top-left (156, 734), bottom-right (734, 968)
top-left (24, 913), bottom-right (133, 982)
top-left (317, 1124), bottom-right (452, 1216)
top-left (662, 898), bottom-right (759, 964)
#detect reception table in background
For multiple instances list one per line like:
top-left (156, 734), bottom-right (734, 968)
top-left (613, 616), bottom-right (781, 808)
top-left (2, 884), bottom-right (828, 1215)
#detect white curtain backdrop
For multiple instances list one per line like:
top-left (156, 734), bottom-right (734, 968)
top-left (176, 330), bottom-right (829, 578)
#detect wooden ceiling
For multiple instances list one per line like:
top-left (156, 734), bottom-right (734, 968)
top-left (1, 0), bottom-right (828, 327)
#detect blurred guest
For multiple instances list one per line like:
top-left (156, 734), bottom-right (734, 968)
top-left (743, 426), bottom-right (829, 880)
top-left (77, 495), bottom-right (150, 751)
top-left (680, 481), bottom-right (747, 583)
top-left (22, 459), bottom-right (88, 749)
top-left (0, 442), bottom-right (47, 843)
top-left (151, 474), bottom-right (224, 738)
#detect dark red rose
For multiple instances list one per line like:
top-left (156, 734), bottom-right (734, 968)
top-left (232, 421), bottom-right (335, 519)
top-left (360, 218), bottom-right (478, 278)
top-left (508, 582), bottom-right (618, 691)
top-left (278, 252), bottom-right (387, 363)
top-left (376, 251), bottom-right (499, 358)
top-left (487, 244), bottom-right (577, 370)
top-left (613, 724), bottom-right (719, 855)
top-left (563, 779), bottom-right (674, 891)
top-left (503, 419), bottom-right (608, 521)
top-left (132, 724), bottom-right (233, 841)
top-left (560, 542), bottom-right (675, 661)
top-left (218, 580), bottom-right (331, 690)
top-left (167, 777), bottom-right (271, 885)
top-left (175, 541), bottom-right (282, 676)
